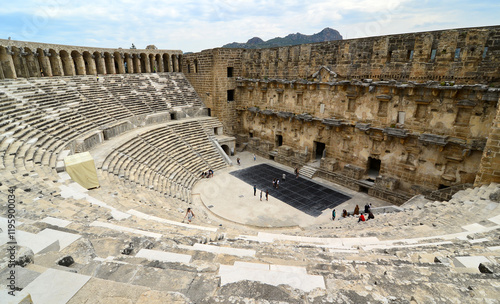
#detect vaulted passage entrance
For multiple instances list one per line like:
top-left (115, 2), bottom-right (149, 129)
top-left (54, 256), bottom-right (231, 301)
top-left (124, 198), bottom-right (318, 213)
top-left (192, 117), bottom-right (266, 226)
top-left (367, 157), bottom-right (381, 179)
top-left (314, 141), bottom-right (325, 160)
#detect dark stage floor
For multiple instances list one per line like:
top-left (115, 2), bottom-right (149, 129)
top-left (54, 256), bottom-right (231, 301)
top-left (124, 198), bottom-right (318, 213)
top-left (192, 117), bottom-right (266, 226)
top-left (230, 164), bottom-right (351, 217)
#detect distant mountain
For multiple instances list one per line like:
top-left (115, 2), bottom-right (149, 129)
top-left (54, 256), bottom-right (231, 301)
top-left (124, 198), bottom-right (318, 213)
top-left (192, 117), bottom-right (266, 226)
top-left (222, 28), bottom-right (342, 49)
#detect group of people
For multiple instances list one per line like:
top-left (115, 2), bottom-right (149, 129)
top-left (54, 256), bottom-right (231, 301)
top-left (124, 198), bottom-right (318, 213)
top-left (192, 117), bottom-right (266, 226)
top-left (200, 169), bottom-right (214, 178)
top-left (254, 185), bottom-right (269, 201)
top-left (332, 203), bottom-right (375, 223)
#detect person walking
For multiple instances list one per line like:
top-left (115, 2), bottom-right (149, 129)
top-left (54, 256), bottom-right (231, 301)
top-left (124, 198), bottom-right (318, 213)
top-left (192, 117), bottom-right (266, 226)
top-left (253, 154), bottom-right (256, 161)
top-left (253, 184), bottom-right (257, 196)
top-left (265, 190), bottom-right (269, 201)
top-left (260, 190), bottom-right (263, 201)
top-left (183, 208), bottom-right (195, 223)
top-left (332, 209), bottom-right (336, 221)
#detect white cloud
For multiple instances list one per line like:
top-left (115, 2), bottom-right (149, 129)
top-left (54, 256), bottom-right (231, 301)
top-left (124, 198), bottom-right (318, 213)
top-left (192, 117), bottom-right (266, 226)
top-left (0, 0), bottom-right (498, 52)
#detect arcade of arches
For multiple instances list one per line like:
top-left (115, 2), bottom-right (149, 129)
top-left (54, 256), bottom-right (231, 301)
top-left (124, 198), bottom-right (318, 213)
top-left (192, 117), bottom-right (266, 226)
top-left (0, 40), bottom-right (182, 79)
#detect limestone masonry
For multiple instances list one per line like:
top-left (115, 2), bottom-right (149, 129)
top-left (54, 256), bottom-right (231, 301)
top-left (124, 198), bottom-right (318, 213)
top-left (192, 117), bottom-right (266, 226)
top-left (183, 25), bottom-right (500, 202)
top-left (0, 26), bottom-right (500, 303)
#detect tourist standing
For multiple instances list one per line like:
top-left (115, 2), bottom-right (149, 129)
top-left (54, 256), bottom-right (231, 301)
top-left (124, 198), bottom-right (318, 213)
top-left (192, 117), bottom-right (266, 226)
top-left (253, 184), bottom-right (257, 196)
top-left (260, 190), bottom-right (263, 201)
top-left (253, 154), bottom-right (256, 161)
top-left (332, 209), bottom-right (336, 221)
top-left (265, 190), bottom-right (269, 201)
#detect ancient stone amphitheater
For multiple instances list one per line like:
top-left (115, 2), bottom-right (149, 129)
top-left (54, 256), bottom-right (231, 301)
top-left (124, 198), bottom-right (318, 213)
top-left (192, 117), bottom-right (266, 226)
top-left (1, 26), bottom-right (500, 304)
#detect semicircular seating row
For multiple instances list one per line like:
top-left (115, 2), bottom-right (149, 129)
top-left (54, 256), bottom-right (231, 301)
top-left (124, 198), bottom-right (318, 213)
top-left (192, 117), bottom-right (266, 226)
top-left (101, 120), bottom-right (227, 202)
top-left (0, 73), bottom-right (223, 202)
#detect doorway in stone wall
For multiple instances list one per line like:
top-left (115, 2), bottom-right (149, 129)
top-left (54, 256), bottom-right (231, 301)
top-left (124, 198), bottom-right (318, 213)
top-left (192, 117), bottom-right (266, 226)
top-left (367, 157), bottom-right (381, 179)
top-left (221, 144), bottom-right (230, 156)
top-left (275, 135), bottom-right (283, 147)
top-left (314, 141), bottom-right (326, 160)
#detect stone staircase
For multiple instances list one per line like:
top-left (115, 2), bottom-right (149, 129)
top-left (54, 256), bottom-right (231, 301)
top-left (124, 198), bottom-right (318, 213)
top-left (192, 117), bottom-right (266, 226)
top-left (1, 180), bottom-right (500, 303)
top-left (298, 165), bottom-right (318, 178)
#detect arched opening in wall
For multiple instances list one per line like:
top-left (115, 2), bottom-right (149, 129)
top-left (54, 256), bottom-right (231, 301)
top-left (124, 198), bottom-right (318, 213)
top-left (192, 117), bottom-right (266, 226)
top-left (177, 55), bottom-right (182, 72)
top-left (170, 112), bottom-right (176, 120)
top-left (140, 53), bottom-right (148, 73)
top-left (156, 54), bottom-right (162, 72)
top-left (0, 46), bottom-right (16, 79)
top-left (49, 49), bottom-right (62, 76)
top-left (187, 60), bottom-right (191, 73)
top-left (438, 184), bottom-right (450, 190)
top-left (221, 144), bottom-right (231, 156)
top-left (171, 54), bottom-right (177, 72)
top-left (113, 52), bottom-right (124, 74)
top-left (314, 141), bottom-right (325, 160)
top-left (275, 135), bottom-right (283, 147)
top-left (367, 157), bottom-right (381, 180)
top-left (123, 53), bottom-right (131, 73)
top-left (60, 50), bottom-right (73, 76)
top-left (163, 54), bottom-right (170, 72)
top-left (207, 108), bottom-right (211, 116)
top-left (82, 51), bottom-right (95, 75)
top-left (194, 59), bottom-right (198, 73)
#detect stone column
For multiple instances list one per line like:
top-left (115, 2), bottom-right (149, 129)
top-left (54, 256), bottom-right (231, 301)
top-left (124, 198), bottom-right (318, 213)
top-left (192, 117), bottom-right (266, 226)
top-left (157, 56), bottom-right (164, 72)
top-left (0, 47), bottom-right (17, 79)
top-left (96, 53), bottom-right (106, 74)
top-left (115, 53), bottom-right (125, 74)
top-left (144, 55), bottom-right (151, 73)
top-left (40, 50), bottom-right (53, 76)
top-left (51, 53), bottom-right (64, 76)
top-left (73, 52), bottom-right (86, 75)
top-left (133, 55), bottom-right (141, 73)
top-left (87, 55), bottom-right (97, 75)
top-left (126, 54), bottom-right (134, 73)
top-left (172, 55), bottom-right (178, 72)
top-left (106, 54), bottom-right (116, 74)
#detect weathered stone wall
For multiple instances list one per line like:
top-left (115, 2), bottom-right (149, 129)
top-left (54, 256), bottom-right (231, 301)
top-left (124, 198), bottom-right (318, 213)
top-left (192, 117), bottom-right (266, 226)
top-left (102, 121), bottom-right (134, 140)
top-left (475, 95), bottom-right (500, 186)
top-left (236, 79), bottom-right (498, 192)
top-left (239, 26), bottom-right (500, 84)
top-left (183, 25), bottom-right (500, 195)
top-left (183, 49), bottom-right (243, 136)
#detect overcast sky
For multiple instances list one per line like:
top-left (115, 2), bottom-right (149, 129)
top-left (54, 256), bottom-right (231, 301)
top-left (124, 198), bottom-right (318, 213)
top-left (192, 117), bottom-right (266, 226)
top-left (1, 0), bottom-right (499, 53)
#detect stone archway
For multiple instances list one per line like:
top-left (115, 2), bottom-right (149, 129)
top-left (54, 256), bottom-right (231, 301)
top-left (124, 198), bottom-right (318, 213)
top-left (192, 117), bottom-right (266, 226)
top-left (221, 144), bottom-right (231, 156)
